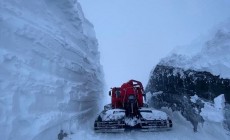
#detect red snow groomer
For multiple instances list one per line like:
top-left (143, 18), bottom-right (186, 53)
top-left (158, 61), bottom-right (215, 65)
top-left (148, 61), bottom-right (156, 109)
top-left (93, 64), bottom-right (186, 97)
top-left (94, 80), bottom-right (172, 132)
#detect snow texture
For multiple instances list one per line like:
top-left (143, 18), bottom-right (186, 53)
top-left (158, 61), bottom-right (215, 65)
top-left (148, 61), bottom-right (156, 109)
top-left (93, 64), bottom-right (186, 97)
top-left (140, 108), bottom-right (168, 120)
top-left (100, 109), bottom-right (125, 121)
top-left (99, 108), bottom-right (168, 126)
top-left (70, 111), bottom-right (230, 140)
top-left (145, 20), bottom-right (230, 139)
top-left (160, 21), bottom-right (230, 79)
top-left (200, 94), bottom-right (225, 123)
top-left (190, 94), bottom-right (199, 103)
top-left (124, 117), bottom-right (139, 126)
top-left (0, 0), bottom-right (103, 140)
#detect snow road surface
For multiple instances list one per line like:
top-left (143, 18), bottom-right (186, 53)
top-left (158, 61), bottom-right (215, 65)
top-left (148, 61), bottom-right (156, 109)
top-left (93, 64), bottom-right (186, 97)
top-left (69, 112), bottom-right (229, 140)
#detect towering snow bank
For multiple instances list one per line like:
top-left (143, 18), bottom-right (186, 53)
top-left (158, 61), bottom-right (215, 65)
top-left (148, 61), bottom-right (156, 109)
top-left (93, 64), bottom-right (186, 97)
top-left (0, 0), bottom-right (103, 140)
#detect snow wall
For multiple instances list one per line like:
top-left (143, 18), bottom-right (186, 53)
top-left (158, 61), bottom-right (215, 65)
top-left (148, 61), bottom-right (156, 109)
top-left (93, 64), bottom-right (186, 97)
top-left (0, 0), bottom-right (104, 140)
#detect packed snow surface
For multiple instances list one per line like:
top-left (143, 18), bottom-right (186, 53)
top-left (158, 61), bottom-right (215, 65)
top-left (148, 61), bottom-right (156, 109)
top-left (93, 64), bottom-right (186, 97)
top-left (70, 111), bottom-right (230, 140)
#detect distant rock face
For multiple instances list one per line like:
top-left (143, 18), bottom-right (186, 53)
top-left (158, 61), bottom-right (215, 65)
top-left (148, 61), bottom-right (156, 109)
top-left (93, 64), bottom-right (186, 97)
top-left (0, 0), bottom-right (103, 140)
top-left (146, 65), bottom-right (230, 102)
top-left (146, 64), bottom-right (230, 131)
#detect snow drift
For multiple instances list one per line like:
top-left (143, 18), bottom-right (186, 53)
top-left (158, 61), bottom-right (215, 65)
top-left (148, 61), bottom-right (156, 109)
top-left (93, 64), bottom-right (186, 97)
top-left (0, 0), bottom-right (103, 140)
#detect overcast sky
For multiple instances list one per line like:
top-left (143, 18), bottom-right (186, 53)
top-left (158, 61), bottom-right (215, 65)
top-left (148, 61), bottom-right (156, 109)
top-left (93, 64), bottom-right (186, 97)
top-left (78, 0), bottom-right (230, 90)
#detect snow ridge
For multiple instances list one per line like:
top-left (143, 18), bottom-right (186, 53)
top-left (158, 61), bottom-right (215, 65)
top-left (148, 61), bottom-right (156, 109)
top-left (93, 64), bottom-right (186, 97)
top-left (160, 22), bottom-right (230, 79)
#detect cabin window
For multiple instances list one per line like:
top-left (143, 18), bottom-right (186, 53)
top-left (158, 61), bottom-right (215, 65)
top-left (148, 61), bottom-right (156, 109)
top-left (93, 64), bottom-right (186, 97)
top-left (115, 91), bottom-right (121, 98)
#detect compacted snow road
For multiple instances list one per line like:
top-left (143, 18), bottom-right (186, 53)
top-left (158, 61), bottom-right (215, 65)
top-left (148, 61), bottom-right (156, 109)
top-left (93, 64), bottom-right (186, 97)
top-left (70, 112), bottom-right (230, 140)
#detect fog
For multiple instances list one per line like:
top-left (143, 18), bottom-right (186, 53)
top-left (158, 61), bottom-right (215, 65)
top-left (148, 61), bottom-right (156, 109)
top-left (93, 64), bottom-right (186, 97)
top-left (78, 0), bottom-right (230, 90)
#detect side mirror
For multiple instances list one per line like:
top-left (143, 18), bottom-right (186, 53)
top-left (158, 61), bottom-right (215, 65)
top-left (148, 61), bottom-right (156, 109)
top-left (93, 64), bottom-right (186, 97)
top-left (109, 91), bottom-right (111, 96)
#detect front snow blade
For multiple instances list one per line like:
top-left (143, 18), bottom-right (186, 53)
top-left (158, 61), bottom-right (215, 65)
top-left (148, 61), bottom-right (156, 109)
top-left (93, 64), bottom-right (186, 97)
top-left (140, 119), bottom-right (172, 131)
top-left (94, 121), bottom-right (125, 133)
